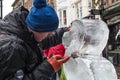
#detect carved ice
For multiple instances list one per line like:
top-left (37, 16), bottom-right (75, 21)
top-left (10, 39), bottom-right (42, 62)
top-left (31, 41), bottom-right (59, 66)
top-left (62, 19), bottom-right (117, 80)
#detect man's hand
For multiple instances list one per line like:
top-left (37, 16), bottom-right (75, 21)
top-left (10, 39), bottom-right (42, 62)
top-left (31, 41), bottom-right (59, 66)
top-left (65, 26), bottom-right (71, 32)
top-left (47, 55), bottom-right (70, 72)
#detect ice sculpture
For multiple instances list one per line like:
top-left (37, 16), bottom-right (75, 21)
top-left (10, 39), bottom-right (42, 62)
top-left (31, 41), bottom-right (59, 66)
top-left (62, 19), bottom-right (117, 80)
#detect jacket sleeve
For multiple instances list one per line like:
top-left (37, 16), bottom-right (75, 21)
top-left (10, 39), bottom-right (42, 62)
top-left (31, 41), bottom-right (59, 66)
top-left (48, 43), bottom-right (65, 57)
top-left (40, 27), bottom-right (68, 49)
top-left (1, 39), bottom-right (54, 80)
top-left (26, 61), bottom-right (54, 80)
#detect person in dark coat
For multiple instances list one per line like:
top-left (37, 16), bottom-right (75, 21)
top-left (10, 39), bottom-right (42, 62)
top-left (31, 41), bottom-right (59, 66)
top-left (43, 27), bottom-right (70, 80)
top-left (0, 0), bottom-right (70, 80)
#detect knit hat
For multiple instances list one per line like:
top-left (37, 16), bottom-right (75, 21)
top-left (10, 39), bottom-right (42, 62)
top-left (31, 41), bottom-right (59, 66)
top-left (25, 0), bottom-right (59, 32)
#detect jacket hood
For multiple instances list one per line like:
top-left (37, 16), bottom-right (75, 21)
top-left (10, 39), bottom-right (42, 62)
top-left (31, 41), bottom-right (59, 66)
top-left (0, 6), bottom-right (34, 43)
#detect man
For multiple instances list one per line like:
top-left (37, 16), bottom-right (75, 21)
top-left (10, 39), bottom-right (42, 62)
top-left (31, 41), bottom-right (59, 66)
top-left (0, 0), bottom-right (70, 80)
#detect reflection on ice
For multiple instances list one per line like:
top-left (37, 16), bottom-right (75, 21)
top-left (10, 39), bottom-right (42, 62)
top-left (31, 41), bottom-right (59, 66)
top-left (81, 19), bottom-right (109, 56)
top-left (62, 20), bottom-right (86, 54)
top-left (62, 19), bottom-right (117, 80)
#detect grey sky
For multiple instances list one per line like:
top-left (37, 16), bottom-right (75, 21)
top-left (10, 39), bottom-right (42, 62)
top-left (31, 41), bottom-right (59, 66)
top-left (3, 0), bottom-right (14, 18)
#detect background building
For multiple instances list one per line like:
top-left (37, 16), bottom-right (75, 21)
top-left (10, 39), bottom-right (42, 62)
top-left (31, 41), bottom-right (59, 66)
top-left (56, 0), bottom-right (102, 27)
top-left (12, 0), bottom-right (32, 10)
top-left (12, 0), bottom-right (56, 10)
top-left (12, 0), bottom-right (24, 9)
top-left (24, 0), bottom-right (32, 10)
top-left (101, 0), bottom-right (120, 78)
top-left (47, 0), bottom-right (57, 10)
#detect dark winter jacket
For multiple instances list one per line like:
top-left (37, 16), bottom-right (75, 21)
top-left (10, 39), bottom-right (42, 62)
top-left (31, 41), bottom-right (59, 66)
top-left (0, 6), bottom-right (66, 80)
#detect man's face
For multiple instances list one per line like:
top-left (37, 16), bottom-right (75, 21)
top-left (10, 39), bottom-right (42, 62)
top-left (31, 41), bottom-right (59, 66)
top-left (32, 30), bottom-right (53, 42)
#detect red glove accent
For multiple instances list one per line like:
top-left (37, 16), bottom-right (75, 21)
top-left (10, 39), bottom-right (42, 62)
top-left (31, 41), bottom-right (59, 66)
top-left (47, 55), bottom-right (70, 72)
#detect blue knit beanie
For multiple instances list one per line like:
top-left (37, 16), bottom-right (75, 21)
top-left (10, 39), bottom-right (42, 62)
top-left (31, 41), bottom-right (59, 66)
top-left (25, 0), bottom-right (59, 32)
